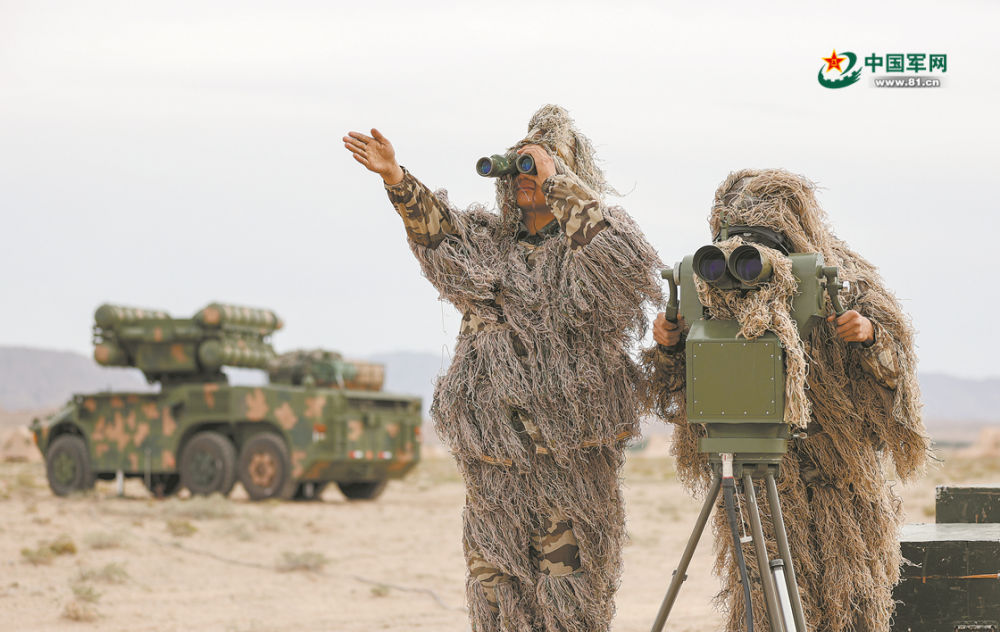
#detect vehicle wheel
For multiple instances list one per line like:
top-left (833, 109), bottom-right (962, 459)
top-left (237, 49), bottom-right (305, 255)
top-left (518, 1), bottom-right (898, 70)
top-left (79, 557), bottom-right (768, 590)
top-left (179, 431), bottom-right (237, 496)
top-left (45, 435), bottom-right (95, 496)
top-left (292, 481), bottom-right (327, 501)
top-left (144, 474), bottom-right (181, 498)
top-left (337, 480), bottom-right (387, 501)
top-left (237, 433), bottom-right (295, 501)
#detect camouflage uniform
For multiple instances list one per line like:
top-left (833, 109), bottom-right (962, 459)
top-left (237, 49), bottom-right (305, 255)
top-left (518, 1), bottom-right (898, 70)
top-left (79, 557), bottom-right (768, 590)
top-left (384, 107), bottom-right (661, 632)
top-left (857, 321), bottom-right (900, 389)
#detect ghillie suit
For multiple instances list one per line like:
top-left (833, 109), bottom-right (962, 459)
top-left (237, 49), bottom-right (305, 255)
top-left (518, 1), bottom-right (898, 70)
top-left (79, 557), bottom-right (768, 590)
top-left (643, 169), bottom-right (929, 632)
top-left (384, 105), bottom-right (662, 631)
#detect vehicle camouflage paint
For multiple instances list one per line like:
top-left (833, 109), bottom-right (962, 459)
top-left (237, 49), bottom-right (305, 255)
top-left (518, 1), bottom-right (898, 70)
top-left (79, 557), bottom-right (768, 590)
top-left (30, 303), bottom-right (422, 501)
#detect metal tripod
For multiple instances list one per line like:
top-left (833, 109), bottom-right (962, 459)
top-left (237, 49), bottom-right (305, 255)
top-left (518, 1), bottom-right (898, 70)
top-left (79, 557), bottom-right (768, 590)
top-left (649, 454), bottom-right (808, 632)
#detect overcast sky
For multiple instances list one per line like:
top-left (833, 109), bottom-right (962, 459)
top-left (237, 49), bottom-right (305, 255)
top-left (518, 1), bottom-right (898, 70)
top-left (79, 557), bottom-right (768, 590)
top-left (1, 0), bottom-right (997, 378)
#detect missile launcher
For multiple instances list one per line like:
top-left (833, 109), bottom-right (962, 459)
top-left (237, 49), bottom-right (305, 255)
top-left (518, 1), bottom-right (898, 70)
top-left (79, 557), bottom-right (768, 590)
top-left (32, 303), bottom-right (422, 502)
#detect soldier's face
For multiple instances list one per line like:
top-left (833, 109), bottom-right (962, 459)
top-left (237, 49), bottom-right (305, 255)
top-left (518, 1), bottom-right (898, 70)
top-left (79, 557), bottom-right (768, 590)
top-left (514, 174), bottom-right (548, 212)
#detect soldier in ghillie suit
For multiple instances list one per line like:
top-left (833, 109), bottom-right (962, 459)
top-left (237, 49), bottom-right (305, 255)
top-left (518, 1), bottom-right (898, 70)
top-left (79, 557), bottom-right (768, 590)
top-left (645, 169), bottom-right (929, 632)
top-left (344, 105), bottom-right (662, 631)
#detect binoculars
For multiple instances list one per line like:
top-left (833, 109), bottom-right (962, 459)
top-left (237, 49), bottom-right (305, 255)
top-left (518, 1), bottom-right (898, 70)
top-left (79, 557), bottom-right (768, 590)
top-left (693, 243), bottom-right (774, 289)
top-left (475, 153), bottom-right (537, 177)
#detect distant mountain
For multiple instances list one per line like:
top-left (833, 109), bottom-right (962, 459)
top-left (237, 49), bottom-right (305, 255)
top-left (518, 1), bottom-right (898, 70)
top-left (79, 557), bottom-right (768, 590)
top-left (1, 346), bottom-right (996, 442)
top-left (919, 373), bottom-right (1000, 422)
top-left (919, 372), bottom-right (1000, 442)
top-left (0, 346), bottom-right (151, 410)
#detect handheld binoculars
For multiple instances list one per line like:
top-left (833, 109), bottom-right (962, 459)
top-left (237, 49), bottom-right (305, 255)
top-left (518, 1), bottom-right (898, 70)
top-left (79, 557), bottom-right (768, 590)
top-left (693, 243), bottom-right (775, 289)
top-left (475, 153), bottom-right (537, 177)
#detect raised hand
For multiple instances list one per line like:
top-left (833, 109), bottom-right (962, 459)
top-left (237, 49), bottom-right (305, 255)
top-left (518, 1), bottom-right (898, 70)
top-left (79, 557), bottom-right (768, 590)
top-left (513, 144), bottom-right (557, 214)
top-left (516, 144), bottom-right (556, 181)
top-left (343, 128), bottom-right (404, 185)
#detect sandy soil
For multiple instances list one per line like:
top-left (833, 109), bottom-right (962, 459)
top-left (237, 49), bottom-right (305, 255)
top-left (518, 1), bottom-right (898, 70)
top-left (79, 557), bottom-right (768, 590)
top-left (1, 442), bottom-right (997, 632)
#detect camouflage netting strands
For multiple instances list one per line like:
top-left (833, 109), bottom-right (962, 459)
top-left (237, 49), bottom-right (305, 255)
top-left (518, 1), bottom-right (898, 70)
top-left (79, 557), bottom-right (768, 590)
top-left (643, 168), bottom-right (929, 632)
top-left (385, 105), bottom-right (662, 631)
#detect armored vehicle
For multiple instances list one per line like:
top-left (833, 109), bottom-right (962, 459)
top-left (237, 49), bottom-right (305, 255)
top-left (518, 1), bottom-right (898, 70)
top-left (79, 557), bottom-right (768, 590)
top-left (31, 303), bottom-right (422, 501)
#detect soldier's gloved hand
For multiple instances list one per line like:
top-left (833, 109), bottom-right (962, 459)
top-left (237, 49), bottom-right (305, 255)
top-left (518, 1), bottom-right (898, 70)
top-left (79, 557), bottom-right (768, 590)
top-left (653, 313), bottom-right (685, 348)
top-left (343, 128), bottom-right (405, 185)
top-left (827, 309), bottom-right (875, 344)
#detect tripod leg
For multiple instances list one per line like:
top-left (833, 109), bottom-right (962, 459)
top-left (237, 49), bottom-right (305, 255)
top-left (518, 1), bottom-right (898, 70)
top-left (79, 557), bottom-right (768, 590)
top-left (649, 473), bottom-right (722, 632)
top-left (765, 472), bottom-right (808, 632)
top-left (742, 473), bottom-right (786, 632)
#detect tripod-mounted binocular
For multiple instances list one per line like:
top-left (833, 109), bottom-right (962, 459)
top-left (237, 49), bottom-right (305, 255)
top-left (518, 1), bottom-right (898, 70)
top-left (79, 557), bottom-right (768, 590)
top-left (650, 222), bottom-right (852, 632)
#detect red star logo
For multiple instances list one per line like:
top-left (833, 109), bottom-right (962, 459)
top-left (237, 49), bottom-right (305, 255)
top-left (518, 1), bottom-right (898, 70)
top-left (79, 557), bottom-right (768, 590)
top-left (823, 49), bottom-right (846, 73)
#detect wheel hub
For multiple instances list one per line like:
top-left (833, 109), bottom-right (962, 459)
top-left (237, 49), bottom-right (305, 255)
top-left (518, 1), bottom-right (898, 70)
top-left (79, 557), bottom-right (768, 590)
top-left (248, 451), bottom-right (277, 488)
top-left (52, 451), bottom-right (76, 485)
top-left (191, 451), bottom-right (220, 487)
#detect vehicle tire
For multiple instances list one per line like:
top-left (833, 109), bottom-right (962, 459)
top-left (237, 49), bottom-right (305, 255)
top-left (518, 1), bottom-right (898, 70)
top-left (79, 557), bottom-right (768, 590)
top-left (179, 431), bottom-right (237, 496)
top-left (292, 481), bottom-right (327, 501)
top-left (237, 432), bottom-right (295, 501)
top-left (144, 474), bottom-right (181, 498)
top-left (337, 480), bottom-right (387, 501)
top-left (45, 434), bottom-right (95, 496)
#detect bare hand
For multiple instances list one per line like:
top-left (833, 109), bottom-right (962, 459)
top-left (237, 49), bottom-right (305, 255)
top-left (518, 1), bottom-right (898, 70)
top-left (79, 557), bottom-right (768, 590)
top-left (827, 310), bottom-right (874, 343)
top-left (343, 128), bottom-right (404, 185)
top-left (653, 313), bottom-right (685, 347)
top-left (513, 144), bottom-right (557, 214)
top-left (516, 144), bottom-right (557, 181)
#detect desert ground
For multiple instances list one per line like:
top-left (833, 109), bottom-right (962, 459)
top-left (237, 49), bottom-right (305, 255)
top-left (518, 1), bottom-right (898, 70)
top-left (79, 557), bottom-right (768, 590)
top-left (1, 436), bottom-right (998, 632)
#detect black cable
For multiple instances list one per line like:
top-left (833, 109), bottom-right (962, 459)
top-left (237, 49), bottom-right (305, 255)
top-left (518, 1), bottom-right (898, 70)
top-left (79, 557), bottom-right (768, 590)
top-left (723, 477), bottom-right (754, 632)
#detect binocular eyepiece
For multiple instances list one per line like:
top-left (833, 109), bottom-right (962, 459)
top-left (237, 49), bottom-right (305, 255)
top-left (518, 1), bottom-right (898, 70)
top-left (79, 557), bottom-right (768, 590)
top-left (475, 153), bottom-right (537, 177)
top-left (693, 243), bottom-right (775, 288)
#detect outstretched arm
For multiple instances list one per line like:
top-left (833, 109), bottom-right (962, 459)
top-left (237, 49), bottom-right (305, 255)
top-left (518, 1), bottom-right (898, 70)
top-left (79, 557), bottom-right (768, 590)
top-left (343, 128), bottom-right (494, 307)
top-left (343, 128), bottom-right (404, 185)
top-left (343, 128), bottom-right (457, 249)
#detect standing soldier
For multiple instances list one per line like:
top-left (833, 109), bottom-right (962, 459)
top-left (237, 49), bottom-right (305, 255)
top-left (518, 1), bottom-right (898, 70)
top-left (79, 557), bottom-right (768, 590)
top-left (645, 169), bottom-right (929, 631)
top-left (344, 105), bottom-right (662, 632)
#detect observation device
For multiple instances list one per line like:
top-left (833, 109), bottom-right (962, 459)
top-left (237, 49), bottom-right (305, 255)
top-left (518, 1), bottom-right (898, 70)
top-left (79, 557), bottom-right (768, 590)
top-left (650, 223), bottom-right (850, 632)
top-left (475, 152), bottom-right (537, 177)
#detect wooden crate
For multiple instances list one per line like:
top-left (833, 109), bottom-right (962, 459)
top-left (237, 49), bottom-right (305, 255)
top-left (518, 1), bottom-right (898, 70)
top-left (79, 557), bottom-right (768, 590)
top-left (892, 523), bottom-right (1000, 632)
top-left (938, 485), bottom-right (1000, 524)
